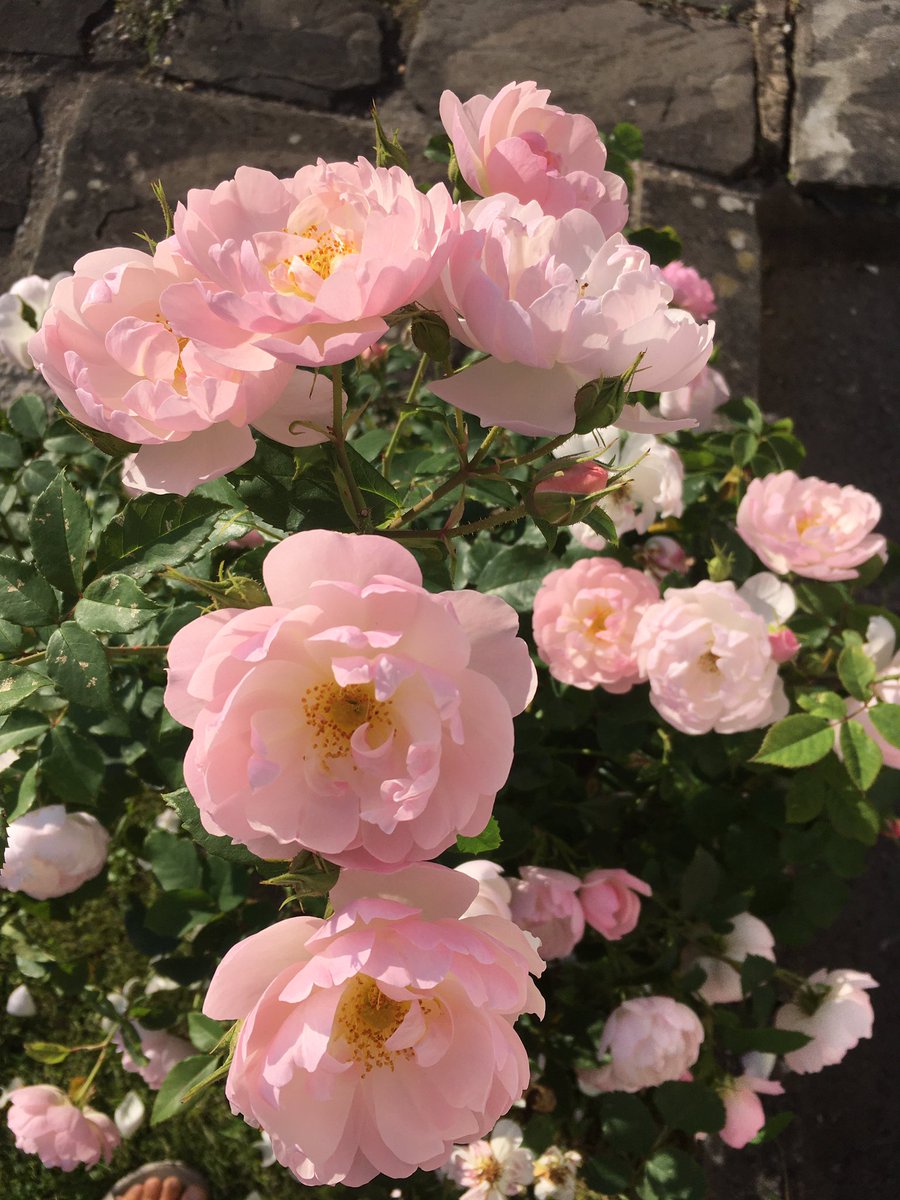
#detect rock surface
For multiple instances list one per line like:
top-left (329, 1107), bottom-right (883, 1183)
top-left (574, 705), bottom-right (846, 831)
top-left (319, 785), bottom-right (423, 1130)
top-left (0, 96), bottom-right (38, 234)
top-left (0, 0), bottom-right (107, 56)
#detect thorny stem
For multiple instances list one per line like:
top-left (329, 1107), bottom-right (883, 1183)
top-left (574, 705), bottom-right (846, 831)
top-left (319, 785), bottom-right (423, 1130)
top-left (386, 426), bottom-right (506, 530)
top-left (71, 1032), bottom-right (115, 1108)
top-left (329, 364), bottom-right (370, 530)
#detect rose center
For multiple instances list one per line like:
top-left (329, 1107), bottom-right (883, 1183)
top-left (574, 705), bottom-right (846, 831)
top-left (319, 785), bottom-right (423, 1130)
top-left (300, 681), bottom-right (392, 764)
top-left (332, 974), bottom-right (412, 1074)
top-left (295, 222), bottom-right (358, 280)
top-left (473, 1154), bottom-right (503, 1185)
top-left (587, 603), bottom-right (612, 637)
top-left (698, 649), bottom-right (720, 674)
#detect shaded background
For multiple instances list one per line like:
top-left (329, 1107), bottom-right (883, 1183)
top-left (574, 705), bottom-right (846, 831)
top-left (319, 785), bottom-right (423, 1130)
top-left (0, 2), bottom-right (897, 1197)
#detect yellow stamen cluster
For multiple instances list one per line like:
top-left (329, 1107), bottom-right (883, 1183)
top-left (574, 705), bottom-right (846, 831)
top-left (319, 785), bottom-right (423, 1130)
top-left (297, 222), bottom-right (358, 280)
top-left (332, 974), bottom-right (413, 1075)
top-left (299, 681), bottom-right (392, 766)
top-left (587, 603), bottom-right (612, 637)
top-left (698, 649), bottom-right (720, 674)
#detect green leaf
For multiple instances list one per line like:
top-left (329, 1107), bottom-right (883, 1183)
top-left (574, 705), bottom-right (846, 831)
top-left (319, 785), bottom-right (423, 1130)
top-left (151, 1054), bottom-right (222, 1125)
top-left (45, 623), bottom-right (111, 712)
top-left (627, 225), bottom-right (682, 267)
top-left (0, 558), bottom-right (58, 625)
top-left (0, 664), bottom-right (47, 716)
top-left (731, 431), bottom-right (759, 466)
top-left (582, 504), bottom-right (619, 546)
top-left (477, 543), bottom-right (557, 611)
top-left (144, 888), bottom-right (217, 937)
top-left (58, 411), bottom-right (137, 459)
top-left (28, 473), bottom-right (91, 596)
top-left (741, 952), bottom-right (777, 992)
top-left (680, 846), bottom-right (721, 915)
top-left (187, 1012), bottom-right (227, 1053)
top-left (9, 394), bottom-right (48, 442)
top-left (0, 432), bottom-right (23, 469)
top-left (164, 788), bottom-right (262, 865)
top-left (583, 1156), bottom-right (632, 1194)
top-left (869, 702), bottom-right (900, 749)
top-left (143, 829), bottom-right (203, 892)
top-left (785, 771), bottom-right (826, 823)
top-left (456, 816), bottom-right (502, 855)
top-left (371, 101), bottom-right (409, 171)
top-left (752, 714), bottom-right (835, 768)
top-left (601, 1093), bottom-right (658, 1156)
top-left (837, 642), bottom-right (876, 702)
top-left (825, 783), bottom-right (880, 844)
top-left (795, 689), bottom-right (846, 722)
top-left (0, 710), bottom-right (49, 755)
top-left (637, 1150), bottom-right (706, 1200)
top-left (42, 725), bottom-right (104, 805)
top-left (96, 494), bottom-right (225, 578)
top-left (720, 1026), bottom-right (812, 1055)
top-left (839, 721), bottom-right (882, 792)
top-left (608, 121), bottom-right (644, 160)
top-left (654, 1081), bottom-right (726, 1135)
top-left (24, 1041), bottom-right (72, 1065)
top-left (0, 618), bottom-right (25, 654)
top-left (751, 1110), bottom-right (795, 1144)
top-left (74, 573), bottom-right (160, 633)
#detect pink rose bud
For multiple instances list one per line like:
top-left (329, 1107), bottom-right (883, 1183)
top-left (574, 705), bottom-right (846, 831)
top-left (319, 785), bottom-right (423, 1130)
top-left (226, 529), bottom-right (265, 552)
top-left (688, 913), bottom-right (776, 1005)
top-left (659, 261), bottom-right (717, 321)
top-left (719, 1075), bottom-right (784, 1149)
top-left (578, 996), bottom-right (704, 1094)
top-left (531, 462), bottom-right (610, 525)
top-left (114, 1024), bottom-right (193, 1091)
top-left (883, 818), bottom-right (900, 840)
top-left (0, 806), bottom-right (109, 900)
top-left (774, 968), bottom-right (877, 1073)
top-left (6, 1085), bottom-right (120, 1171)
top-left (509, 866), bottom-right (585, 960)
top-left (736, 471), bottom-right (886, 582)
top-left (638, 535), bottom-right (691, 582)
top-left (769, 627), bottom-right (800, 663)
top-left (359, 339), bottom-right (389, 366)
top-left (579, 869), bottom-right (652, 941)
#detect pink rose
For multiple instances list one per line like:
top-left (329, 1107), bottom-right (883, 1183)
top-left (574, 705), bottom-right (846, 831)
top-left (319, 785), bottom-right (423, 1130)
top-left (718, 1074), bottom-right (784, 1149)
top-left (427, 197), bottom-right (713, 437)
top-left (579, 869), bottom-right (652, 941)
top-left (578, 996), bottom-right (704, 1093)
top-left (636, 535), bottom-right (692, 582)
top-left (115, 1024), bottom-right (193, 1091)
top-left (202, 863), bottom-right (544, 1185)
top-left (658, 365), bottom-right (729, 431)
top-left (447, 1118), bottom-right (535, 1200)
top-left (633, 580), bottom-right (789, 735)
top-left (0, 806), bottom-right (109, 900)
top-left (29, 244), bottom-right (337, 496)
top-left (687, 913), bottom-right (776, 1004)
top-left (455, 860), bottom-right (513, 920)
top-left (162, 160), bottom-right (455, 371)
top-left (6, 1085), bottom-right (120, 1171)
top-left (533, 557), bottom-right (659, 692)
top-left (775, 968), bottom-right (877, 1073)
top-left (509, 866), bottom-right (585, 960)
top-left (440, 81), bottom-right (628, 235)
top-left (659, 261), bottom-right (717, 321)
top-left (165, 529), bottom-right (535, 868)
top-left (736, 471), bottom-right (886, 582)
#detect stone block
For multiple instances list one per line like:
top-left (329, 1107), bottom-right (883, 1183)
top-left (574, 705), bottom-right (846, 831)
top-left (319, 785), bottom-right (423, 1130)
top-left (0, 0), bottom-right (107, 56)
top-left (792, 0), bottom-right (900, 188)
top-left (0, 96), bottom-right (38, 231)
top-left (406, 0), bottom-right (756, 176)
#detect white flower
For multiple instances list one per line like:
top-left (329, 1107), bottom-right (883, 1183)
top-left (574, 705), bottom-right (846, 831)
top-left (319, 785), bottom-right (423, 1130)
top-left (863, 615), bottom-right (895, 670)
top-left (0, 274), bottom-right (68, 369)
top-left (688, 912), bottom-right (776, 1004)
top-left (533, 1147), bottom-right (582, 1200)
top-left (114, 1090), bottom-right (145, 1138)
top-left (447, 1119), bottom-right (535, 1200)
top-left (455, 860), bottom-right (513, 920)
top-left (738, 573), bottom-right (797, 628)
top-left (6, 984), bottom-right (36, 1018)
top-left (775, 968), bottom-right (877, 1073)
top-left (254, 1130), bottom-right (277, 1169)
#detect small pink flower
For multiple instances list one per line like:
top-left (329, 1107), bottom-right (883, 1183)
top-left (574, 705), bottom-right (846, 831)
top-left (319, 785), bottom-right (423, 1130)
top-left (455, 860), bottom-right (513, 920)
top-left (509, 866), bottom-right (585, 960)
top-left (165, 529), bottom-right (535, 869)
top-left (533, 558), bottom-right (660, 693)
top-left (0, 806), bottom-right (109, 900)
top-left (775, 969), bottom-right (877, 1073)
top-left (440, 81), bottom-right (628, 235)
top-left (659, 261), bottom-right (717, 321)
top-left (533, 1146), bottom-right (582, 1200)
top-left (0, 273), bottom-right (68, 368)
top-left (578, 996), bottom-right (704, 1093)
top-left (659, 365), bottom-right (729, 431)
top-left (579, 869), bottom-right (652, 941)
top-left (447, 1118), bottom-right (535, 1200)
top-left (718, 1074), bottom-right (784, 1149)
top-left (633, 581), bottom-right (788, 735)
top-left (768, 627), bottom-right (800, 663)
top-left (636, 535), bottom-right (692, 582)
top-left (688, 913), bottom-right (776, 1005)
top-left (115, 1024), bottom-right (193, 1091)
top-left (6, 1085), bottom-right (120, 1171)
top-left (202, 864), bottom-right (545, 1185)
top-left (736, 471), bottom-right (886, 582)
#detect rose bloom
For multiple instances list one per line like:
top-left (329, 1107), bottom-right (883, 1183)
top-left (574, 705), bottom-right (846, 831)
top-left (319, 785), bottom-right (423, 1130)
top-left (440, 81), bottom-right (628, 235)
top-left (659, 261), bottom-right (717, 321)
top-left (162, 160), bottom-right (455, 370)
top-left (636, 535), bottom-right (692, 582)
top-left (533, 1146), bottom-right (582, 1200)
top-left (455, 860), bottom-right (513, 920)
top-left (717, 1073), bottom-right (784, 1149)
top-left (633, 580), bottom-right (789, 735)
top-left (447, 1118), bottom-right (535, 1200)
top-left (0, 806), bottom-right (109, 899)
top-left (202, 864), bottom-right (545, 1185)
top-left (0, 273), bottom-right (68, 368)
top-left (509, 866), bottom-right (585, 960)
top-left (579, 869), bottom-right (652, 941)
top-left (736, 470), bottom-right (886, 582)
top-left (738, 572), bottom-right (800, 665)
top-left (578, 996), bottom-right (704, 1094)
top-left (29, 243), bottom-right (337, 495)
top-left (427, 196), bottom-right (713, 437)
top-left (775, 968), bottom-right (877, 1074)
top-left (687, 912), bottom-right (776, 1005)
top-left (6, 1085), bottom-right (120, 1171)
top-left (115, 1023), bottom-right (193, 1091)
top-left (658, 364), bottom-right (729, 431)
top-left (165, 529), bottom-right (535, 868)
top-left (533, 557), bottom-right (659, 692)
top-left (839, 616), bottom-right (900, 770)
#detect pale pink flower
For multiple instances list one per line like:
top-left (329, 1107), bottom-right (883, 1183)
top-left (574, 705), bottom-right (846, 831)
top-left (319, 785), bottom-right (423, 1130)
top-left (6, 1085), bottom-right (120, 1171)
top-left (455, 860), bottom-right (513, 920)
top-left (718, 1074), bottom-right (784, 1149)
top-left (579, 869), bottom-right (652, 941)
top-left (29, 244), bottom-right (336, 496)
top-left (202, 864), bottom-right (545, 1186)
top-left (0, 806), bottom-right (108, 900)
top-left (0, 273), bottom-right (68, 368)
top-left (165, 529), bottom-right (535, 868)
top-left (775, 969), bottom-right (877, 1073)
top-left (633, 580), bottom-right (789, 735)
top-left (658, 365), bottom-right (729, 431)
top-left (578, 996), bottom-right (704, 1094)
top-left (163, 160), bottom-right (455, 370)
top-left (736, 471), bottom-right (886, 582)
top-left (509, 866), bottom-right (585, 960)
top-left (533, 557), bottom-right (659, 692)
top-left (427, 196), bottom-right (713, 437)
top-left (659, 261), bottom-right (717, 322)
top-left (636, 535), bottom-right (692, 582)
top-left (687, 913), bottom-right (776, 1005)
top-left (440, 81), bottom-right (628, 235)
top-left (533, 1146), bottom-right (582, 1200)
top-left (738, 573), bottom-right (799, 665)
top-left (840, 617), bottom-right (900, 769)
top-left (115, 1024), bottom-right (193, 1091)
top-left (447, 1118), bottom-right (535, 1200)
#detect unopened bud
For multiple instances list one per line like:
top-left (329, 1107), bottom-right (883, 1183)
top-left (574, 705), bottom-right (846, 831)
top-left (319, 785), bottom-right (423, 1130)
top-left (573, 376), bottom-right (627, 434)
top-left (411, 312), bottom-right (451, 361)
top-left (768, 626), bottom-right (800, 663)
top-left (706, 548), bottom-right (734, 583)
top-left (360, 340), bottom-right (389, 367)
top-left (529, 462), bottom-right (610, 526)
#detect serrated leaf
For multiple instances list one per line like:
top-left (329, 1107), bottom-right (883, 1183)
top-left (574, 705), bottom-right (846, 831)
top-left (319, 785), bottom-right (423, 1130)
top-left (741, 953), bottom-right (777, 992)
top-left (28, 473), bottom-right (91, 596)
top-left (9, 394), bottom-right (48, 442)
top-left (45, 623), bottom-right (111, 711)
top-left (151, 1054), bottom-right (222, 1125)
top-left (752, 714), bottom-right (835, 768)
top-left (0, 431), bottom-right (23, 469)
top-left (0, 711), bottom-right (49, 755)
top-left (74, 574), bottom-right (160, 633)
top-left (456, 816), bottom-right (502, 855)
top-left (601, 1093), bottom-right (658, 1156)
top-left (477, 543), bottom-right (557, 611)
top-left (582, 504), bottom-right (619, 546)
top-left (837, 643), bottom-right (876, 702)
top-left (796, 689), bottom-right (846, 722)
top-left (825, 783), bottom-right (880, 844)
top-left (785, 771), bottom-right (826, 823)
top-left (839, 721), bottom-right (882, 791)
top-left (720, 1026), bottom-right (811, 1054)
top-left (58, 411), bottom-right (138, 458)
top-left (654, 1081), bottom-right (725, 1135)
top-left (24, 1041), bottom-right (72, 1065)
top-left (637, 1150), bottom-right (706, 1200)
top-left (187, 1012), bottom-right (227, 1053)
top-left (731, 431), bottom-right (759, 466)
top-left (163, 788), bottom-right (263, 865)
top-left (96, 495), bottom-right (224, 578)
top-left (143, 829), bottom-right (203, 892)
top-left (869, 702), bottom-right (900, 749)
top-left (0, 558), bottom-right (58, 625)
top-left (0, 664), bottom-right (48, 716)
top-left (42, 725), bottom-right (104, 804)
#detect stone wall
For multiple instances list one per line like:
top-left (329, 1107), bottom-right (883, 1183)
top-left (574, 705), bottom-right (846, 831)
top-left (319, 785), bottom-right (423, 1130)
top-left (0, 4), bottom-right (898, 1192)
